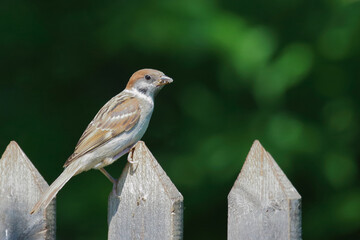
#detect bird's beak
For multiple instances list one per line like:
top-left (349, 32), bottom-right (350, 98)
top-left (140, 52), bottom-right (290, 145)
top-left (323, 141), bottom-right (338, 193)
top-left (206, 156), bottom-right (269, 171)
top-left (157, 75), bottom-right (173, 86)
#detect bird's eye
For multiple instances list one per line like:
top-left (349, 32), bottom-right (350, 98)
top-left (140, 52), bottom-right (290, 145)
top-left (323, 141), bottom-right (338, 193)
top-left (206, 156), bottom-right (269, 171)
top-left (145, 75), bottom-right (151, 80)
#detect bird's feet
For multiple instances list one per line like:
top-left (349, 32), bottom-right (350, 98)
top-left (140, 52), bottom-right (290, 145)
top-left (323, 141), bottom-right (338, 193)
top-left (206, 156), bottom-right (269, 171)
top-left (99, 168), bottom-right (117, 185)
top-left (127, 145), bottom-right (139, 172)
top-left (127, 145), bottom-right (139, 165)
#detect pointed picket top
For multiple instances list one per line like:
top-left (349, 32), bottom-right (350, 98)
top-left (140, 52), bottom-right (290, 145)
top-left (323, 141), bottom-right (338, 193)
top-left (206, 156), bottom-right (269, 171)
top-left (0, 141), bottom-right (56, 240)
top-left (228, 140), bottom-right (301, 240)
top-left (108, 141), bottom-right (183, 240)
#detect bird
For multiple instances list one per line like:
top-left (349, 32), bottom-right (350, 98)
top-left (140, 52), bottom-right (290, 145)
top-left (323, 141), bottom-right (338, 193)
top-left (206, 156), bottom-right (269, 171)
top-left (30, 68), bottom-right (173, 214)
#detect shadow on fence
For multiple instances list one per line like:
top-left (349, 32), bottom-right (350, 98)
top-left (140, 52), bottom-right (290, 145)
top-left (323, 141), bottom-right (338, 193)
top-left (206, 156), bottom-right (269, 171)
top-left (0, 140), bottom-right (301, 240)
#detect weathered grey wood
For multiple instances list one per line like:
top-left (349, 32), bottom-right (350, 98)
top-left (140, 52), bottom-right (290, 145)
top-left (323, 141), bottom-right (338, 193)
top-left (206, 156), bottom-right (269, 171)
top-left (108, 141), bottom-right (183, 240)
top-left (0, 141), bottom-right (56, 240)
top-left (228, 140), bottom-right (301, 240)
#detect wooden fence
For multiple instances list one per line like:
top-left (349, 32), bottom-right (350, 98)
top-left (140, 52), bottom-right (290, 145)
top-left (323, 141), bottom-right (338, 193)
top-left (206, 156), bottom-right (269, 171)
top-left (0, 140), bottom-right (301, 240)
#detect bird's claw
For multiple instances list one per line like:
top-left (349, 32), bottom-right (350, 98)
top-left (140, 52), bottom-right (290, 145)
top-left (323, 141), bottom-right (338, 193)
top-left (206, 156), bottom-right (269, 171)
top-left (99, 168), bottom-right (117, 185)
top-left (128, 146), bottom-right (139, 171)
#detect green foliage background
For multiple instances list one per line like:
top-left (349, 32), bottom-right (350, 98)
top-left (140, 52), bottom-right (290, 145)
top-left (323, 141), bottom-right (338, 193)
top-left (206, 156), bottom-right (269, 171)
top-left (1, 0), bottom-right (360, 239)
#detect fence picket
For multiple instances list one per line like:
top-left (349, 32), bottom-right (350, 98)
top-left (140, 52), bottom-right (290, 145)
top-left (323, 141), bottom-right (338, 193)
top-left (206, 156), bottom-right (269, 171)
top-left (228, 140), bottom-right (301, 240)
top-left (0, 141), bottom-right (56, 240)
top-left (108, 141), bottom-right (183, 240)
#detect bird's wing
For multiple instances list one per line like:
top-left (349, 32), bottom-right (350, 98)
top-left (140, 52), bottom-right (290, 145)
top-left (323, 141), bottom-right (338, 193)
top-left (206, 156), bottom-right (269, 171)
top-left (63, 94), bottom-right (141, 167)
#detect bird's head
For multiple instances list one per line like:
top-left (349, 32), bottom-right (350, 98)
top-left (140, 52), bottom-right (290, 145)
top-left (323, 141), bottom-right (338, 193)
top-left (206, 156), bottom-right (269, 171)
top-left (126, 69), bottom-right (173, 97)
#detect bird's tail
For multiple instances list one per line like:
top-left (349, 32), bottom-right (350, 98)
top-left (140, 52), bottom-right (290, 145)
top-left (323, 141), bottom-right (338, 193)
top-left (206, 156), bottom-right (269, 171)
top-left (30, 162), bottom-right (81, 214)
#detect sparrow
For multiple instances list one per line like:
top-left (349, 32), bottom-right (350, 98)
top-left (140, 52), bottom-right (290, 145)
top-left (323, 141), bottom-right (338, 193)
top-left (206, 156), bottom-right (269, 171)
top-left (30, 68), bottom-right (173, 214)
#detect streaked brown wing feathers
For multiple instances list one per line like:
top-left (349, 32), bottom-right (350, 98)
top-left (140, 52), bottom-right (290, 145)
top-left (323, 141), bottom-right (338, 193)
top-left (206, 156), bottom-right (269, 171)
top-left (64, 96), bottom-right (140, 167)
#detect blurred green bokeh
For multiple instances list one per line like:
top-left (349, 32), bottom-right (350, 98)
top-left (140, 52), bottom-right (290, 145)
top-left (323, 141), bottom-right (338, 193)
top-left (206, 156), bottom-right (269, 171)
top-left (1, 0), bottom-right (360, 239)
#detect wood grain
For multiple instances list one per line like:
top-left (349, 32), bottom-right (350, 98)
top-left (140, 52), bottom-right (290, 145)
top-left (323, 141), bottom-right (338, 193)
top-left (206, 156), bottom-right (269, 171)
top-left (108, 141), bottom-right (183, 240)
top-left (228, 140), bottom-right (301, 240)
top-left (0, 141), bottom-right (56, 240)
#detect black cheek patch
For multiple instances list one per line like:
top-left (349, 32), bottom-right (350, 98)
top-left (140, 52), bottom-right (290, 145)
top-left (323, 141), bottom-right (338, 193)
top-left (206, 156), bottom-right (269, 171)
top-left (138, 87), bottom-right (148, 94)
